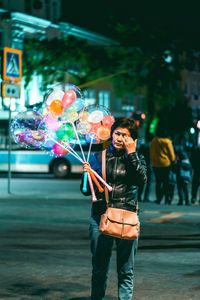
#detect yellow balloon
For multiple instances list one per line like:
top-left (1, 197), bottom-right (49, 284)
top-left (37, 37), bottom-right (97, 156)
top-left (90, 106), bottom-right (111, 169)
top-left (79, 111), bottom-right (89, 121)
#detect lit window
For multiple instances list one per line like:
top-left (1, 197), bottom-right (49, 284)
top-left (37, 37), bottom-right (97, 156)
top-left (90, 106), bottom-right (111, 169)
top-left (83, 89), bottom-right (96, 106)
top-left (98, 91), bottom-right (110, 108)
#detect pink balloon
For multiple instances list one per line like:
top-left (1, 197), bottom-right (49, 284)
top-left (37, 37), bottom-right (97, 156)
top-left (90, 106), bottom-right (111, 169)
top-left (52, 140), bottom-right (69, 157)
top-left (45, 116), bottom-right (61, 131)
top-left (61, 90), bottom-right (76, 109)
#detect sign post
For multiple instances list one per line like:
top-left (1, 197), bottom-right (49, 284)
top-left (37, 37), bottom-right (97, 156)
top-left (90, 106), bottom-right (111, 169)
top-left (2, 47), bottom-right (22, 194)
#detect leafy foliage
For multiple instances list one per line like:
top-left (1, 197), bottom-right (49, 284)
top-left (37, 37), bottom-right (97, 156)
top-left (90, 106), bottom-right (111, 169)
top-left (22, 19), bottom-right (195, 139)
top-left (108, 18), bottom-right (194, 137)
top-left (23, 35), bottom-right (115, 91)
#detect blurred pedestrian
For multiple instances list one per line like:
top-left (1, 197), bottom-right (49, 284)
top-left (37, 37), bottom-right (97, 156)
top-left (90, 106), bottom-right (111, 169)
top-left (168, 162), bottom-right (177, 202)
top-left (150, 122), bottom-right (175, 204)
top-left (176, 150), bottom-right (192, 205)
top-left (138, 132), bottom-right (154, 202)
top-left (190, 145), bottom-right (200, 204)
top-left (81, 117), bottom-right (147, 300)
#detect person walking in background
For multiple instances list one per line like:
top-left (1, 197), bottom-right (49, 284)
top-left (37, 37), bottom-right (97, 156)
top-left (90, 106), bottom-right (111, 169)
top-left (81, 117), bottom-right (147, 300)
top-left (176, 150), bottom-right (192, 205)
top-left (190, 145), bottom-right (200, 204)
top-left (168, 161), bottom-right (177, 202)
top-left (150, 121), bottom-right (175, 204)
top-left (138, 132), bottom-right (154, 202)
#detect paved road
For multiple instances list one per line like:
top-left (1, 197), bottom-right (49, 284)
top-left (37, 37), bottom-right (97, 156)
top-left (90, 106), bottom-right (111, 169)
top-left (0, 177), bottom-right (200, 300)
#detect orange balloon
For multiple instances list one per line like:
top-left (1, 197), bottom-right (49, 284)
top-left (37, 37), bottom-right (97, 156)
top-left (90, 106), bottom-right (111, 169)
top-left (97, 126), bottom-right (111, 140)
top-left (48, 99), bottom-right (63, 117)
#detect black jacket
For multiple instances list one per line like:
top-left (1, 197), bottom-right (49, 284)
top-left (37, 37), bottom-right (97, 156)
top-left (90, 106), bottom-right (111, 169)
top-left (81, 145), bottom-right (147, 215)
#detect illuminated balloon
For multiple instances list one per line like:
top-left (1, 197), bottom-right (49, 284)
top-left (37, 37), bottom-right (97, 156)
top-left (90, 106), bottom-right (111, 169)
top-left (79, 111), bottom-right (89, 121)
top-left (86, 132), bottom-right (100, 144)
top-left (90, 122), bottom-right (101, 133)
top-left (43, 139), bottom-right (55, 149)
top-left (97, 126), bottom-right (111, 140)
top-left (31, 130), bottom-right (45, 141)
top-left (80, 105), bottom-right (114, 145)
top-left (66, 111), bottom-right (79, 122)
top-left (77, 121), bottom-right (91, 135)
top-left (71, 98), bottom-right (84, 112)
top-left (60, 106), bottom-right (79, 122)
top-left (48, 100), bottom-right (63, 117)
top-left (36, 83), bottom-right (85, 157)
top-left (102, 115), bottom-right (115, 127)
top-left (52, 140), bottom-right (69, 157)
top-left (61, 90), bottom-right (76, 109)
top-left (56, 123), bottom-right (75, 141)
top-left (88, 110), bottom-right (104, 123)
top-left (45, 115), bottom-right (62, 131)
top-left (46, 90), bottom-right (64, 105)
top-left (11, 110), bottom-right (44, 149)
top-left (42, 83), bottom-right (85, 120)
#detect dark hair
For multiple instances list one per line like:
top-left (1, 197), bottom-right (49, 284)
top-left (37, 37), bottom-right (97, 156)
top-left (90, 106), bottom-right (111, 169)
top-left (155, 121), bottom-right (168, 138)
top-left (111, 117), bottom-right (138, 140)
top-left (179, 150), bottom-right (188, 160)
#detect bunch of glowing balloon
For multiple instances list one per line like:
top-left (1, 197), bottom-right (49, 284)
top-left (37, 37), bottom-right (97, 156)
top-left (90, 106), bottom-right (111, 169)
top-left (77, 105), bottom-right (115, 193)
top-left (43, 83), bottom-right (85, 122)
top-left (39, 83), bottom-right (101, 197)
top-left (11, 110), bottom-right (45, 149)
top-left (37, 82), bottom-right (87, 159)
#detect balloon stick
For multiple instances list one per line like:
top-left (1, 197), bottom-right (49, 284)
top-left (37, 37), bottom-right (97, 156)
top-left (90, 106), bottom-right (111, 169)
top-left (89, 169), bottom-right (104, 193)
top-left (87, 172), bottom-right (97, 202)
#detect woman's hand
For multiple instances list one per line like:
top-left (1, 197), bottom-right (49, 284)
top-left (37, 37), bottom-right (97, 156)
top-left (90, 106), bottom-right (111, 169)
top-left (82, 162), bottom-right (91, 173)
top-left (123, 137), bottom-right (137, 154)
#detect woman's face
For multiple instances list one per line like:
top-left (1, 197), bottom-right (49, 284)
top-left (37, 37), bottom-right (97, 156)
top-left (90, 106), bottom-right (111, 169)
top-left (112, 127), bottom-right (131, 150)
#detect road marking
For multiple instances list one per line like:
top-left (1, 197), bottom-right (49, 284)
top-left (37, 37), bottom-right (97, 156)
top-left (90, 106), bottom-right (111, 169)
top-left (148, 212), bottom-right (184, 223)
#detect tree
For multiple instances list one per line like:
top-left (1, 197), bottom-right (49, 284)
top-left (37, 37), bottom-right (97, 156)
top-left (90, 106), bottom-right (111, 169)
top-left (23, 35), bottom-right (116, 91)
top-left (107, 18), bottom-right (195, 139)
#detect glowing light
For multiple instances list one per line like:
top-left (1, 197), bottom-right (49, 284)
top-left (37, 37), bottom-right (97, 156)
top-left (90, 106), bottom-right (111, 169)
top-left (190, 127), bottom-right (195, 134)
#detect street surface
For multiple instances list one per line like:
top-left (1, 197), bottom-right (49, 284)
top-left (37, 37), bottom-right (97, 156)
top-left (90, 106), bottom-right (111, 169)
top-left (0, 176), bottom-right (199, 300)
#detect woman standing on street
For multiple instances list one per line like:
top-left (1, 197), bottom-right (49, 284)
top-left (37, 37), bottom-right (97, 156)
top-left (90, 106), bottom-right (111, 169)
top-left (81, 117), bottom-right (147, 300)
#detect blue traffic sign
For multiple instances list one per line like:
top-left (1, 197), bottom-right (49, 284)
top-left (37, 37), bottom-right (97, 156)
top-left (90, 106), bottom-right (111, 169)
top-left (3, 47), bottom-right (22, 81)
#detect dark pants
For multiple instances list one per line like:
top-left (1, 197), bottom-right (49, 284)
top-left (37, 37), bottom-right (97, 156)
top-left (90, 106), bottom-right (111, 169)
top-left (177, 179), bottom-right (189, 205)
top-left (153, 166), bottom-right (170, 204)
top-left (89, 215), bottom-right (138, 300)
top-left (191, 170), bottom-right (200, 201)
top-left (138, 164), bottom-right (153, 201)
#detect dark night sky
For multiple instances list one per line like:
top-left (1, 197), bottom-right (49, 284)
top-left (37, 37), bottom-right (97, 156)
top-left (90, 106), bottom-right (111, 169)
top-left (61, 0), bottom-right (200, 40)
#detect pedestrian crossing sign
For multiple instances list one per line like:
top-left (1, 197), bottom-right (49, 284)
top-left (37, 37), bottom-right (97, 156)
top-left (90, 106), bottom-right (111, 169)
top-left (3, 47), bottom-right (22, 81)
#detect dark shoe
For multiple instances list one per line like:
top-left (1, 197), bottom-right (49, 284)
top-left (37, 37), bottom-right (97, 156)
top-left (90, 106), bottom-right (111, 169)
top-left (165, 199), bottom-right (171, 205)
top-left (177, 202), bottom-right (183, 205)
top-left (155, 200), bottom-right (161, 204)
top-left (191, 198), bottom-right (196, 204)
top-left (143, 198), bottom-right (150, 202)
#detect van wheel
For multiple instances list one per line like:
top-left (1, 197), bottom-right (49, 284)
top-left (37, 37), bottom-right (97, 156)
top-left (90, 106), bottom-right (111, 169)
top-left (52, 159), bottom-right (71, 178)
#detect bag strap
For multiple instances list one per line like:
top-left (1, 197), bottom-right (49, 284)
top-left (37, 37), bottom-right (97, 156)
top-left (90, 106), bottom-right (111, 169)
top-left (102, 150), bottom-right (109, 205)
